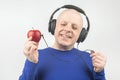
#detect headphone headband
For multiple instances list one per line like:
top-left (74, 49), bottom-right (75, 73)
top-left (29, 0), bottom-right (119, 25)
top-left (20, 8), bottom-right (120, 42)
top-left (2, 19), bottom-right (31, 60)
top-left (62, 5), bottom-right (86, 15)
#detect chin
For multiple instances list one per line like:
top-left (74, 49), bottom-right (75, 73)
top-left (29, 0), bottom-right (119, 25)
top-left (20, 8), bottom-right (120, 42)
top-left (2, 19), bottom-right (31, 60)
top-left (56, 37), bottom-right (75, 48)
top-left (59, 40), bottom-right (69, 45)
top-left (59, 41), bottom-right (73, 48)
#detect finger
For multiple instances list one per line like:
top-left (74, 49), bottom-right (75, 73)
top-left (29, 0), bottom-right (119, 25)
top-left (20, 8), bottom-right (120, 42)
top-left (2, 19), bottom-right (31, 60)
top-left (25, 40), bottom-right (38, 49)
top-left (92, 59), bottom-right (106, 69)
top-left (93, 61), bottom-right (100, 68)
top-left (90, 52), bottom-right (97, 57)
top-left (23, 48), bottom-right (31, 56)
top-left (32, 41), bottom-right (39, 46)
top-left (27, 38), bottom-right (39, 46)
top-left (92, 55), bottom-right (104, 61)
top-left (27, 36), bottom-right (32, 41)
top-left (90, 52), bottom-right (102, 58)
top-left (30, 45), bottom-right (38, 53)
top-left (24, 42), bottom-right (32, 51)
top-left (90, 50), bottom-right (95, 54)
top-left (91, 56), bottom-right (96, 61)
top-left (94, 67), bottom-right (102, 72)
top-left (24, 42), bottom-right (36, 56)
top-left (92, 58), bottom-right (102, 65)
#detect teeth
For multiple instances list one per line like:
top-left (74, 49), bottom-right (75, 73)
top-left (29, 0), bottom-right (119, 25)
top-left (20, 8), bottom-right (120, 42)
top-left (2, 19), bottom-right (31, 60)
top-left (59, 31), bottom-right (72, 38)
top-left (61, 34), bottom-right (72, 38)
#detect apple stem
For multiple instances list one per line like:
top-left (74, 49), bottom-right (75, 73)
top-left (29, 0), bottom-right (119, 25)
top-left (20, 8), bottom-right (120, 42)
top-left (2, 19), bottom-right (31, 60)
top-left (32, 27), bottom-right (34, 30)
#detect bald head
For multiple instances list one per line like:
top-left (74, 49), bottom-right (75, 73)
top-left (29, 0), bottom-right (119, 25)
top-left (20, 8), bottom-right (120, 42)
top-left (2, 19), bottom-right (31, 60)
top-left (56, 9), bottom-right (83, 28)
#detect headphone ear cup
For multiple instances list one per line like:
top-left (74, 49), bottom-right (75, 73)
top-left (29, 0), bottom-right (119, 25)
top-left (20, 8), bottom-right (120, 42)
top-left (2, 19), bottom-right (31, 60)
top-left (48, 19), bottom-right (56, 35)
top-left (77, 28), bottom-right (88, 43)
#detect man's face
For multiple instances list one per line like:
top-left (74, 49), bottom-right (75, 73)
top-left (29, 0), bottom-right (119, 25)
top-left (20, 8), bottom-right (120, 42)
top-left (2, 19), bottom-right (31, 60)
top-left (54, 9), bottom-right (83, 49)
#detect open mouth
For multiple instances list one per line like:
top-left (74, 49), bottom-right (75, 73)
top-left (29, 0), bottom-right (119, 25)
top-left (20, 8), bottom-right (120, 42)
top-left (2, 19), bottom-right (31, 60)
top-left (59, 30), bottom-right (73, 40)
top-left (60, 33), bottom-right (72, 39)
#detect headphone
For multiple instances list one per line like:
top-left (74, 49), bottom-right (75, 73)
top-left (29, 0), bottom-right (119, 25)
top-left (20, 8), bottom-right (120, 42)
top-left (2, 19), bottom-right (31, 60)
top-left (48, 4), bottom-right (90, 43)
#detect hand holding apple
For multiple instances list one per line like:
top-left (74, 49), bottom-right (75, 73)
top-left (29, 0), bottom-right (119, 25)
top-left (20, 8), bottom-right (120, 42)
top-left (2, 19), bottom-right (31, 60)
top-left (23, 37), bottom-right (39, 63)
top-left (24, 28), bottom-right (42, 63)
top-left (27, 28), bottom-right (41, 42)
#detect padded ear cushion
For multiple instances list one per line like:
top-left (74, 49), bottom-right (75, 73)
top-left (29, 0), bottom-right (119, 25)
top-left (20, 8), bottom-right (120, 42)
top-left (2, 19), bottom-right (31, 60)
top-left (48, 19), bottom-right (56, 35)
top-left (77, 28), bottom-right (88, 43)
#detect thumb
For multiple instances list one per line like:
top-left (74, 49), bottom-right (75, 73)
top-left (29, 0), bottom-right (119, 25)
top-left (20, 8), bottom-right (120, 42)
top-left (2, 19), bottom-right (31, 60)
top-left (90, 50), bottom-right (95, 54)
top-left (94, 67), bottom-right (101, 72)
top-left (27, 36), bottom-right (32, 41)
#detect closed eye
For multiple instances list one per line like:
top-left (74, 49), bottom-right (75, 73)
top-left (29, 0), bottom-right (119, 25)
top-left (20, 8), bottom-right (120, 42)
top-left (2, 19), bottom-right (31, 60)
top-left (61, 23), bottom-right (67, 26)
top-left (72, 24), bottom-right (78, 30)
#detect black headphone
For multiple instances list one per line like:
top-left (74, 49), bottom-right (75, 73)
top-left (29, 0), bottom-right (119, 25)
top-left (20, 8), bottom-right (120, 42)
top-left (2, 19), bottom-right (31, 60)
top-left (48, 4), bottom-right (90, 43)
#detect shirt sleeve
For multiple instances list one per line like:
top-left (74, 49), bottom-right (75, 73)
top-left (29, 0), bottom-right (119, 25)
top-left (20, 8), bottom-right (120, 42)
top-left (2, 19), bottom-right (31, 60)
top-left (94, 69), bottom-right (106, 80)
top-left (19, 59), bottom-right (38, 80)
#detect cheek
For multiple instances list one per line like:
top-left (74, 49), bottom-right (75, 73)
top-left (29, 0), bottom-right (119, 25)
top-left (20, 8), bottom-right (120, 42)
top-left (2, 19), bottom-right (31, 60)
top-left (54, 25), bottom-right (62, 35)
top-left (75, 33), bottom-right (80, 40)
top-left (77, 28), bottom-right (82, 37)
top-left (74, 30), bottom-right (81, 41)
top-left (54, 27), bottom-right (59, 36)
top-left (54, 27), bottom-right (61, 39)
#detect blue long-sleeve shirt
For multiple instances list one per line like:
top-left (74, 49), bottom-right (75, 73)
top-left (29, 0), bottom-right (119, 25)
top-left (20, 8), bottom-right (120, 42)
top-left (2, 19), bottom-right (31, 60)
top-left (19, 47), bottom-right (106, 80)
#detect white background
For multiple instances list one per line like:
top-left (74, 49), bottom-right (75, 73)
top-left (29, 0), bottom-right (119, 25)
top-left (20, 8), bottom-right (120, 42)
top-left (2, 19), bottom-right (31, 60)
top-left (0, 0), bottom-right (120, 80)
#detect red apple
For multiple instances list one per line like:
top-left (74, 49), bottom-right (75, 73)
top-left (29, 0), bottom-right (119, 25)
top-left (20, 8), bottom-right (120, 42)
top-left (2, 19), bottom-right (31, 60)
top-left (27, 29), bottom-right (41, 42)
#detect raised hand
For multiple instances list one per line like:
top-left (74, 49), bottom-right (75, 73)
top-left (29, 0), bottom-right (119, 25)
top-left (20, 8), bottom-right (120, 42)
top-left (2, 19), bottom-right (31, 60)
top-left (90, 51), bottom-right (107, 72)
top-left (23, 37), bottom-right (39, 63)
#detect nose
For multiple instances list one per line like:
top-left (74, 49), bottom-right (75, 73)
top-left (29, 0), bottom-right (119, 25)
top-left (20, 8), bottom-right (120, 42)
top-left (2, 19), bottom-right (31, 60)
top-left (64, 23), bottom-right (72, 31)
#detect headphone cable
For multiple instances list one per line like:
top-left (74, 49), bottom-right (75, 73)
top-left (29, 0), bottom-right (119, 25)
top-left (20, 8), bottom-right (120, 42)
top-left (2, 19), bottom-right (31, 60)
top-left (41, 34), bottom-right (49, 47)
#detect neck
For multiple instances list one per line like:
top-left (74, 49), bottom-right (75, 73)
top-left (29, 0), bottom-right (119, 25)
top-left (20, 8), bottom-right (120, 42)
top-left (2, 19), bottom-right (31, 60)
top-left (52, 42), bottom-right (74, 51)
